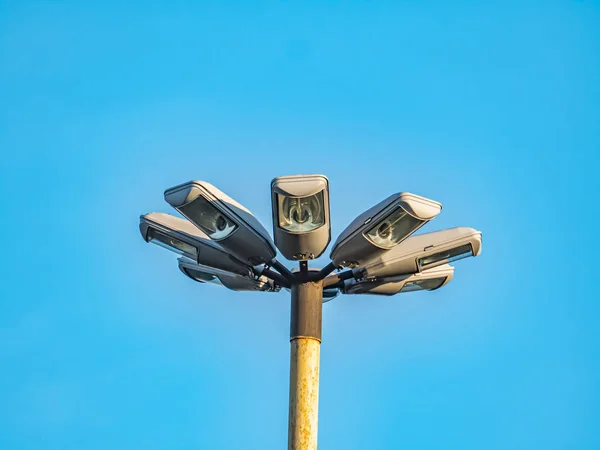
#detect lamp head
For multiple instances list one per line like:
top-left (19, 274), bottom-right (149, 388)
top-left (164, 180), bottom-right (277, 265)
top-left (360, 227), bottom-right (482, 279)
top-left (322, 288), bottom-right (340, 302)
top-left (139, 212), bottom-right (253, 276)
top-left (178, 258), bottom-right (279, 292)
top-left (271, 174), bottom-right (331, 261)
top-left (330, 192), bottom-right (441, 268)
top-left (345, 264), bottom-right (454, 296)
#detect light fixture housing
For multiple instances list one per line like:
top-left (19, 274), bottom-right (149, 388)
top-left (322, 288), bottom-right (340, 302)
top-left (164, 180), bottom-right (277, 265)
top-left (178, 258), bottom-right (279, 292)
top-left (360, 227), bottom-right (481, 279)
top-left (139, 212), bottom-right (253, 276)
top-left (271, 174), bottom-right (331, 261)
top-left (344, 264), bottom-right (454, 296)
top-left (330, 192), bottom-right (441, 268)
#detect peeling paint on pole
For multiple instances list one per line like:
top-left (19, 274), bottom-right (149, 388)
top-left (288, 281), bottom-right (323, 450)
top-left (288, 338), bottom-right (320, 450)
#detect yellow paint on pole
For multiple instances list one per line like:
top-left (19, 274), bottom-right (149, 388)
top-left (288, 337), bottom-right (320, 450)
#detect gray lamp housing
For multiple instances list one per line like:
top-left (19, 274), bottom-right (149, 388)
top-left (360, 227), bottom-right (482, 279)
top-left (344, 264), bottom-right (454, 296)
top-left (330, 192), bottom-right (442, 268)
top-left (164, 180), bottom-right (277, 265)
top-left (322, 288), bottom-right (340, 302)
top-left (271, 174), bottom-right (331, 261)
top-left (139, 212), bottom-right (253, 276)
top-left (178, 258), bottom-right (279, 292)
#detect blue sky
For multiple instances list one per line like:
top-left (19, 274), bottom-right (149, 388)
top-left (1, 1), bottom-right (599, 449)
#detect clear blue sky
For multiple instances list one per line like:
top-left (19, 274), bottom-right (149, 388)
top-left (1, 1), bottom-right (599, 449)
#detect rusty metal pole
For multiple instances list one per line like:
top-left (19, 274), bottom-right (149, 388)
top-left (288, 280), bottom-right (323, 450)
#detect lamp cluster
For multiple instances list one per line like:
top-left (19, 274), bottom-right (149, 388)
top-left (139, 174), bottom-right (482, 299)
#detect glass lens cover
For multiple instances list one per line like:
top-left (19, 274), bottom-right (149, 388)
top-left (364, 207), bottom-right (423, 249)
top-left (322, 289), bottom-right (339, 299)
top-left (183, 268), bottom-right (222, 285)
top-left (148, 228), bottom-right (198, 260)
top-left (400, 277), bottom-right (447, 293)
top-left (277, 191), bottom-right (325, 233)
top-left (418, 243), bottom-right (473, 269)
top-left (179, 196), bottom-right (238, 240)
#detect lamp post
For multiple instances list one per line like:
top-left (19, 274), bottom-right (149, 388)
top-left (139, 174), bottom-right (482, 450)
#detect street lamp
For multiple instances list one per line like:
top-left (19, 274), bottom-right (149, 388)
top-left (344, 264), bottom-right (454, 296)
top-left (164, 180), bottom-right (277, 265)
top-left (359, 227), bottom-right (482, 279)
top-left (330, 192), bottom-right (441, 268)
top-left (271, 174), bottom-right (331, 261)
top-left (138, 175), bottom-right (482, 450)
top-left (178, 257), bottom-right (279, 292)
top-left (139, 212), bottom-right (254, 276)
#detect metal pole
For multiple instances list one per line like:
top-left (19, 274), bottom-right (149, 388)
top-left (288, 280), bottom-right (323, 450)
